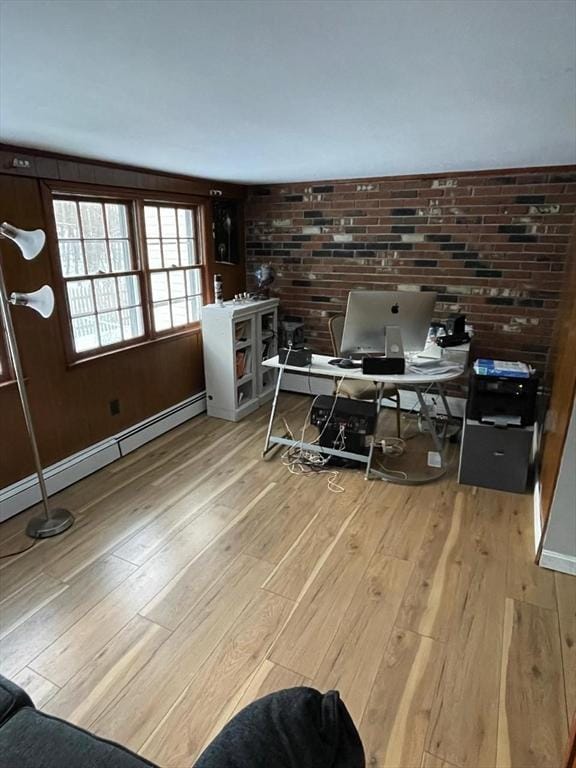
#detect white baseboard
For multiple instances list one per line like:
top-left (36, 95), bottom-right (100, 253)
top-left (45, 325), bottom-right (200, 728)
top-left (0, 392), bottom-right (206, 523)
top-left (280, 372), bottom-right (466, 418)
top-left (540, 549), bottom-right (576, 575)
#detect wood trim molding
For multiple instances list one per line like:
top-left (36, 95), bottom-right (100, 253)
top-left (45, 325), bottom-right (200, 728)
top-left (0, 143), bottom-right (246, 199)
top-left (537, 223), bottom-right (576, 551)
top-left (248, 163), bottom-right (576, 189)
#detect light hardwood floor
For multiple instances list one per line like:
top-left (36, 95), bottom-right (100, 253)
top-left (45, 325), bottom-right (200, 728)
top-left (0, 394), bottom-right (573, 767)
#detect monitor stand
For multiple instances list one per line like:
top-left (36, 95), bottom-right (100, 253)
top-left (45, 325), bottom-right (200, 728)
top-left (385, 325), bottom-right (405, 359)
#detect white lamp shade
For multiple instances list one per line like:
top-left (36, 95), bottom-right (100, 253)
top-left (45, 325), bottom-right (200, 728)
top-left (0, 222), bottom-right (46, 260)
top-left (10, 285), bottom-right (55, 318)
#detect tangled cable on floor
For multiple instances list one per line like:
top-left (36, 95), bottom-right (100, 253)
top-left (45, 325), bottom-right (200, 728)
top-left (281, 375), bottom-right (348, 493)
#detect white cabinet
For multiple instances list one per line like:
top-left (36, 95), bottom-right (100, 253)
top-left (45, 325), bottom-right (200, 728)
top-left (201, 298), bottom-right (279, 421)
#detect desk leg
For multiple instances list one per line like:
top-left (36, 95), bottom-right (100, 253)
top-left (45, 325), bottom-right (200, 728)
top-left (364, 383), bottom-right (384, 480)
top-left (414, 385), bottom-right (444, 454)
top-left (438, 384), bottom-right (453, 420)
top-left (262, 366), bottom-right (284, 458)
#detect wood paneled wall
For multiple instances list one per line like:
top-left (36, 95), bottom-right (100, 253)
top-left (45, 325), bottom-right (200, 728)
top-left (0, 147), bottom-right (247, 488)
top-left (538, 224), bottom-right (576, 536)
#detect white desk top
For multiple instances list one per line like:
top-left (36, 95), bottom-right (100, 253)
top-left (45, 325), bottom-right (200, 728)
top-left (263, 353), bottom-right (465, 385)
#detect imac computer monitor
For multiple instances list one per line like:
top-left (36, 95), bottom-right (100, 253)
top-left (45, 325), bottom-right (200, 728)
top-left (340, 290), bottom-right (437, 357)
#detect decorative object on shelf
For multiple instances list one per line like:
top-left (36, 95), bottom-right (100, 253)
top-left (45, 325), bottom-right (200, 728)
top-left (213, 199), bottom-right (239, 264)
top-left (214, 273), bottom-right (224, 306)
top-left (0, 221), bottom-right (74, 539)
top-left (254, 263), bottom-right (276, 299)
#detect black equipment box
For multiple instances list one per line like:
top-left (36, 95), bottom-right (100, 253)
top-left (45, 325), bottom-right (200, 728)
top-left (279, 320), bottom-right (305, 349)
top-left (311, 395), bottom-right (378, 436)
top-left (362, 356), bottom-right (405, 375)
top-left (278, 347), bottom-right (312, 367)
top-left (467, 370), bottom-right (538, 427)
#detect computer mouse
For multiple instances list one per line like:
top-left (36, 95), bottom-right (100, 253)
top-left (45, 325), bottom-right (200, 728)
top-left (337, 358), bottom-right (358, 369)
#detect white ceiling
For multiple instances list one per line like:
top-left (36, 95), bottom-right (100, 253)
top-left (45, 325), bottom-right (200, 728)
top-left (1, 0), bottom-right (575, 183)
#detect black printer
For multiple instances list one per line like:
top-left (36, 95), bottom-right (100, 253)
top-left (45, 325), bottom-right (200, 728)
top-left (467, 370), bottom-right (538, 427)
top-left (460, 365), bottom-right (538, 493)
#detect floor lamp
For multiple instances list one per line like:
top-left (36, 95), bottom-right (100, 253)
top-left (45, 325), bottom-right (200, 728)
top-left (0, 221), bottom-right (74, 539)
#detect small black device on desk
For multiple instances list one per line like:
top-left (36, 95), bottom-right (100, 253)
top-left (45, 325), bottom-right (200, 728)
top-left (436, 313), bottom-right (470, 347)
top-left (328, 358), bottom-right (362, 369)
top-left (278, 347), bottom-right (312, 367)
top-left (328, 356), bottom-right (405, 373)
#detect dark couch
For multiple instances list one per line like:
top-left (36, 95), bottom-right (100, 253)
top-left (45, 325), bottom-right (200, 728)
top-left (0, 674), bottom-right (365, 768)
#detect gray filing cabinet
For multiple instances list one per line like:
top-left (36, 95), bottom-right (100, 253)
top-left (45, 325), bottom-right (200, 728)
top-left (458, 419), bottom-right (534, 493)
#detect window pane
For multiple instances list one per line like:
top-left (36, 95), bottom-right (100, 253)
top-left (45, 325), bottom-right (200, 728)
top-left (162, 240), bottom-right (179, 268)
top-left (147, 239), bottom-right (163, 269)
top-left (79, 202), bottom-right (105, 238)
top-left (159, 207), bottom-right (177, 238)
top-left (171, 299), bottom-right (187, 327)
top-left (59, 240), bottom-right (85, 277)
top-left (177, 208), bottom-right (194, 239)
top-left (121, 307), bottom-right (144, 340)
top-left (98, 310), bottom-right (122, 345)
top-left (67, 280), bottom-right (94, 317)
top-left (72, 315), bottom-right (99, 352)
top-left (109, 240), bottom-right (131, 271)
top-left (54, 200), bottom-right (80, 238)
top-left (185, 269), bottom-right (202, 296)
top-left (105, 203), bottom-right (128, 238)
top-left (179, 239), bottom-right (195, 266)
top-left (85, 241), bottom-right (109, 273)
top-left (169, 270), bottom-right (186, 299)
top-left (117, 275), bottom-right (140, 308)
top-left (144, 206), bottom-right (160, 238)
top-left (151, 272), bottom-right (169, 302)
top-left (187, 295), bottom-right (202, 323)
top-left (153, 302), bottom-right (172, 331)
top-left (94, 277), bottom-right (118, 311)
top-left (53, 195), bottom-right (144, 356)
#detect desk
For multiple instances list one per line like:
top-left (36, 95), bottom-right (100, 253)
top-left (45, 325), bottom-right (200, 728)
top-left (262, 354), bottom-right (465, 484)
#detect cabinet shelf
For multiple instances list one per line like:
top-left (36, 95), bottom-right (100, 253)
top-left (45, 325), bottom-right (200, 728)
top-left (202, 298), bottom-right (279, 422)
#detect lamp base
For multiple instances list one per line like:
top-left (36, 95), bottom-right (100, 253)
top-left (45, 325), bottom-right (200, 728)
top-left (26, 508), bottom-right (74, 539)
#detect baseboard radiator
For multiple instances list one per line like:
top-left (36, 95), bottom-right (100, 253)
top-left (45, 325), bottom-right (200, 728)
top-left (0, 392), bottom-right (207, 523)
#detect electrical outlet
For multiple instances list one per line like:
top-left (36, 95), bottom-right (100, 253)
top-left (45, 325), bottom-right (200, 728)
top-left (109, 399), bottom-right (120, 416)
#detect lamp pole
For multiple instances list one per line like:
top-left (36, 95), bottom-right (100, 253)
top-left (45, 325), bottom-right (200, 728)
top-left (0, 250), bottom-right (73, 538)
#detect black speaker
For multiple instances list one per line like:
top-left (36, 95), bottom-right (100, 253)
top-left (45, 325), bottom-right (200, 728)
top-left (278, 347), bottom-right (312, 367)
top-left (361, 356), bottom-right (405, 375)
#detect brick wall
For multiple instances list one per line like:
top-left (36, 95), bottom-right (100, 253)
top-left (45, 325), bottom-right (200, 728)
top-left (245, 167), bottom-right (576, 380)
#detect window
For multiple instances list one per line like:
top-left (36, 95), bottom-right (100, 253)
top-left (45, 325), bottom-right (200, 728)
top-left (52, 194), bottom-right (204, 358)
top-left (143, 205), bottom-right (203, 332)
top-left (53, 198), bottom-right (144, 354)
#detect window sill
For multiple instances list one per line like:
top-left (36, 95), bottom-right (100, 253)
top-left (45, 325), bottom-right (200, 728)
top-left (66, 325), bottom-right (201, 369)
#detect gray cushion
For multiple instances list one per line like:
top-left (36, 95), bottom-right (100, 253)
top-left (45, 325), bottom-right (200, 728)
top-left (195, 687), bottom-right (365, 768)
top-left (0, 674), bottom-right (33, 726)
top-left (0, 708), bottom-right (156, 768)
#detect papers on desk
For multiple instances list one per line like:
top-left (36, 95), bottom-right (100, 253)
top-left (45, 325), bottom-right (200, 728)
top-left (406, 358), bottom-right (464, 376)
